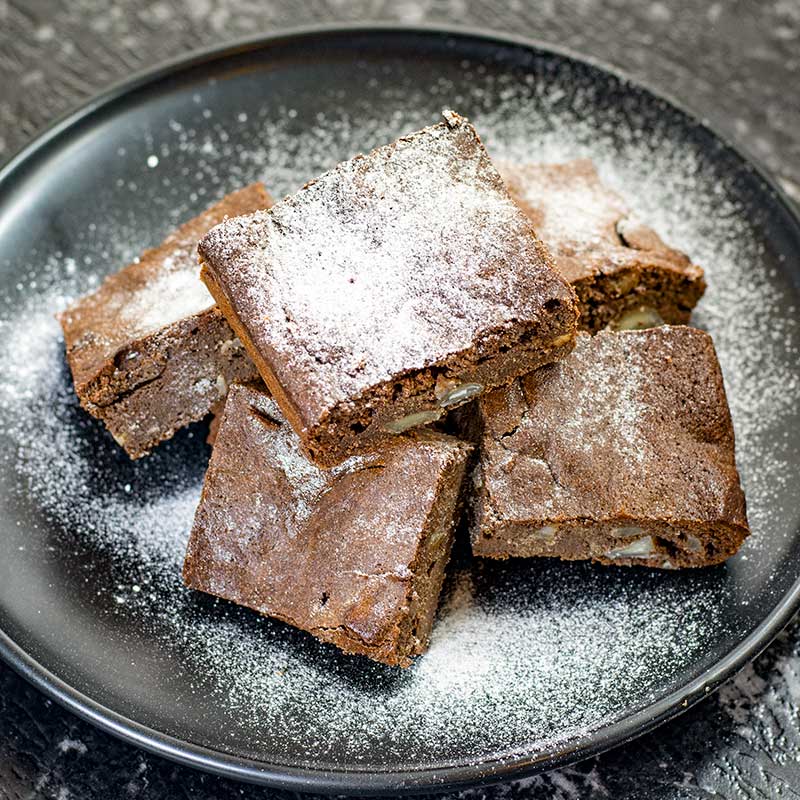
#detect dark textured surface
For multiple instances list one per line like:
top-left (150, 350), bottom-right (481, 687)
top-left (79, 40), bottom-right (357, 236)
top-left (1, 1), bottom-right (799, 798)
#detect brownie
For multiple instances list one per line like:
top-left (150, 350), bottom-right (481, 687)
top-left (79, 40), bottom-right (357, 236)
top-left (58, 184), bottom-right (270, 458)
top-left (468, 326), bottom-right (749, 568)
top-left (499, 159), bottom-right (706, 332)
top-left (198, 111), bottom-right (578, 468)
top-left (183, 383), bottom-right (472, 667)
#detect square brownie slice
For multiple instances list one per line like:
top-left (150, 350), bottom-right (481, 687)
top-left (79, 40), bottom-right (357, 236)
top-left (499, 159), bottom-right (706, 332)
top-left (198, 111), bottom-right (578, 468)
top-left (469, 327), bottom-right (749, 568)
top-left (182, 383), bottom-right (472, 667)
top-left (58, 184), bottom-right (270, 458)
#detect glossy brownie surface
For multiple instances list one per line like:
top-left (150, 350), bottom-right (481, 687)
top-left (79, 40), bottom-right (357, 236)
top-left (199, 112), bottom-right (578, 467)
top-left (470, 327), bottom-right (749, 567)
top-left (183, 383), bottom-right (471, 667)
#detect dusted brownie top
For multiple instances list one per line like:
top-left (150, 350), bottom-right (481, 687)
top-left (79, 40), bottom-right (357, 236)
top-left (58, 183), bottom-right (270, 393)
top-left (184, 383), bottom-right (471, 664)
top-left (476, 326), bottom-right (748, 528)
top-left (198, 112), bottom-right (576, 430)
top-left (499, 159), bottom-right (704, 285)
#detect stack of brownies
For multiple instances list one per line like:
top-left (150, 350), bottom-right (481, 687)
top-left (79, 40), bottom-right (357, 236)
top-left (59, 110), bottom-right (749, 667)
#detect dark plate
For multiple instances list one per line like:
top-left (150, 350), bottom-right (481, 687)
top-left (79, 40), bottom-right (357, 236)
top-left (0, 24), bottom-right (799, 796)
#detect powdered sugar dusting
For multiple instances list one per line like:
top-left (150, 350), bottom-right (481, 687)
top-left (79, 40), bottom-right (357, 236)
top-left (245, 393), bottom-right (329, 529)
top-left (200, 115), bottom-right (567, 419)
top-left (554, 333), bottom-right (650, 466)
top-left (119, 258), bottom-right (212, 335)
top-left (0, 54), bottom-right (798, 771)
top-left (499, 158), bottom-right (627, 252)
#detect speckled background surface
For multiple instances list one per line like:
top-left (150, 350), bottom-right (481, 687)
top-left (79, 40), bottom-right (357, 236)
top-left (1, 1), bottom-right (799, 798)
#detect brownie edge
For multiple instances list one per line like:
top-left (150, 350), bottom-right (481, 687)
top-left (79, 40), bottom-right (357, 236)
top-left (183, 383), bottom-right (472, 667)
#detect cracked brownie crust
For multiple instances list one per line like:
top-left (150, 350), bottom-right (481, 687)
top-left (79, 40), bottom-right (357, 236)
top-left (499, 159), bottom-right (706, 332)
top-left (182, 383), bottom-right (472, 667)
top-left (58, 184), bottom-right (270, 457)
top-left (469, 327), bottom-right (749, 568)
top-left (198, 112), bottom-right (578, 468)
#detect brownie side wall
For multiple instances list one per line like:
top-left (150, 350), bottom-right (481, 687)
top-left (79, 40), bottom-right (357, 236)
top-left (305, 306), bottom-right (578, 468)
top-left (575, 263), bottom-right (707, 332)
top-left (397, 441), bottom-right (471, 659)
top-left (85, 308), bottom-right (258, 457)
top-left (472, 518), bottom-right (750, 568)
top-left (200, 264), bottom-right (313, 446)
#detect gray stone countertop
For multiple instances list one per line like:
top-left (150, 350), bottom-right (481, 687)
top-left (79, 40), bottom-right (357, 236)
top-left (1, 1), bottom-right (799, 798)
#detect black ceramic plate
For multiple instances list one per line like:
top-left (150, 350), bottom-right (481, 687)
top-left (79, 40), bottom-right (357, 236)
top-left (1, 25), bottom-right (799, 796)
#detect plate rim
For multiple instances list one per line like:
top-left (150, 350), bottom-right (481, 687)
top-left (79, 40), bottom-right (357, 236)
top-left (1, 21), bottom-right (799, 796)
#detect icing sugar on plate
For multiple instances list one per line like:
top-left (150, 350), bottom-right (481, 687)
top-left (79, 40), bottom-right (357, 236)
top-left (0, 51), bottom-right (798, 774)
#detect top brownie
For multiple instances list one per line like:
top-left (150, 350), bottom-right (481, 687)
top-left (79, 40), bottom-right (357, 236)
top-left (499, 159), bottom-right (706, 332)
top-left (199, 111), bottom-right (578, 467)
top-left (58, 184), bottom-right (269, 457)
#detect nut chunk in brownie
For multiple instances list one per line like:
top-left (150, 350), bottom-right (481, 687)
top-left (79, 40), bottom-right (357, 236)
top-left (198, 111), bottom-right (578, 468)
top-left (183, 383), bottom-right (471, 667)
top-left (58, 184), bottom-right (270, 458)
top-left (499, 159), bottom-right (706, 332)
top-left (469, 327), bottom-right (749, 568)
